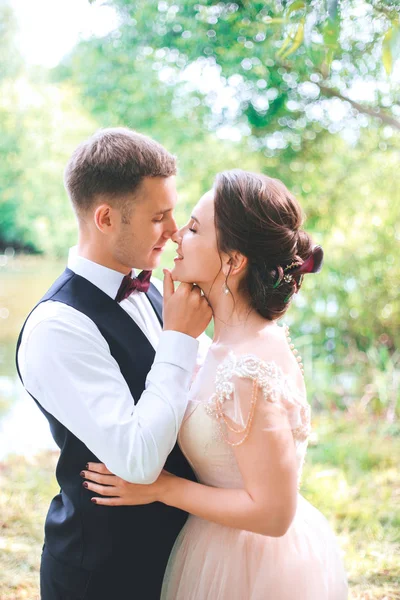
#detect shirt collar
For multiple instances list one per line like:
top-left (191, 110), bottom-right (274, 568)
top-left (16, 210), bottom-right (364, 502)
top-left (67, 246), bottom-right (134, 300)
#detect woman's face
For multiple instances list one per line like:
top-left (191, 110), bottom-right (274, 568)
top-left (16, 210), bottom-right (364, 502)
top-left (171, 190), bottom-right (224, 290)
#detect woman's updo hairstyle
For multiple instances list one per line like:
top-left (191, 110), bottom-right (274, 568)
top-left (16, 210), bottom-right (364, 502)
top-left (213, 169), bottom-right (323, 321)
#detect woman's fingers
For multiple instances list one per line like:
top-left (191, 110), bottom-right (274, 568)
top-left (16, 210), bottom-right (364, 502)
top-left (85, 462), bottom-right (113, 475)
top-left (83, 481), bottom-right (117, 496)
top-left (81, 469), bottom-right (116, 485)
top-left (91, 496), bottom-right (124, 506)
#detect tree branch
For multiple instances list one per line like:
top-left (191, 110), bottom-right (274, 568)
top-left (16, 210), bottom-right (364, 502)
top-left (318, 84), bottom-right (400, 131)
top-left (372, 2), bottom-right (399, 21)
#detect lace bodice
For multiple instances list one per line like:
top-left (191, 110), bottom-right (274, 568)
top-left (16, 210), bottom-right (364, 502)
top-left (178, 348), bottom-right (311, 490)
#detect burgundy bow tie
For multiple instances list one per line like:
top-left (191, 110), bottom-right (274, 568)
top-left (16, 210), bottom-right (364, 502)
top-left (115, 270), bottom-right (152, 302)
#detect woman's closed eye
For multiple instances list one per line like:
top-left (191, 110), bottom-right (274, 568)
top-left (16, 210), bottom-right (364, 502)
top-left (188, 219), bottom-right (198, 233)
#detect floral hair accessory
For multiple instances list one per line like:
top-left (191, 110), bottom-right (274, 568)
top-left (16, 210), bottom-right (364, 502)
top-left (272, 246), bottom-right (324, 301)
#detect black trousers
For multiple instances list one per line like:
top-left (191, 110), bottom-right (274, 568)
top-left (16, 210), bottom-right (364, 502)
top-left (40, 545), bottom-right (163, 600)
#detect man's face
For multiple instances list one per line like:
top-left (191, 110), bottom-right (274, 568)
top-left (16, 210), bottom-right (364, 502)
top-left (112, 176), bottom-right (178, 271)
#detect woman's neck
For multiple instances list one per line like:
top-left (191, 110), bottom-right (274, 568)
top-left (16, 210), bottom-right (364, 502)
top-left (206, 287), bottom-right (273, 345)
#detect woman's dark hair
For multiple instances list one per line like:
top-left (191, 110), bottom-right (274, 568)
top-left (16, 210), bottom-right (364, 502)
top-left (213, 169), bottom-right (323, 321)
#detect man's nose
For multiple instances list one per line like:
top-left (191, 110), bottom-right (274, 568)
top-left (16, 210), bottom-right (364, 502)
top-left (170, 216), bottom-right (179, 236)
top-left (162, 215), bottom-right (178, 239)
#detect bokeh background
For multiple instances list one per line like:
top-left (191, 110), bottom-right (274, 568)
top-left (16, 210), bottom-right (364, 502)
top-left (0, 0), bottom-right (399, 598)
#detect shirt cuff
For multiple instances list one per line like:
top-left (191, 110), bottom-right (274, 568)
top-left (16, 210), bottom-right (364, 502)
top-left (155, 330), bottom-right (199, 372)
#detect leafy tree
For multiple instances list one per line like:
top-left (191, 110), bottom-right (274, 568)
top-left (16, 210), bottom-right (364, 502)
top-left (1, 80), bottom-right (97, 254)
top-left (0, 3), bottom-right (25, 248)
top-left (0, 3), bottom-right (96, 253)
top-left (280, 130), bottom-right (400, 413)
top-left (0, 0), bottom-right (398, 416)
top-left (86, 0), bottom-right (400, 151)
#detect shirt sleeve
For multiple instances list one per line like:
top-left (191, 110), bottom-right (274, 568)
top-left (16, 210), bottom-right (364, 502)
top-left (18, 302), bottom-right (198, 484)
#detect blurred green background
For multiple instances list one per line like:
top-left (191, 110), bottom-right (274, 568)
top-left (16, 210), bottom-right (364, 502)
top-left (0, 1), bottom-right (399, 598)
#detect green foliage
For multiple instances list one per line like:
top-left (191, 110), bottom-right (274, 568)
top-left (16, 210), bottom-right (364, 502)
top-left (0, 0), bottom-right (399, 417)
top-left (0, 3), bottom-right (97, 254)
top-left (0, 77), bottom-right (97, 254)
top-left (87, 0), bottom-right (400, 147)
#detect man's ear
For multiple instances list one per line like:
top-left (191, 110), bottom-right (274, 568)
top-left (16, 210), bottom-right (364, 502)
top-left (94, 204), bottom-right (114, 233)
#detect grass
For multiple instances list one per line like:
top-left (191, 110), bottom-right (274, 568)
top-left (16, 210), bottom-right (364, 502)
top-left (304, 413), bottom-right (400, 599)
top-left (0, 451), bottom-right (58, 600)
top-left (0, 414), bottom-right (399, 599)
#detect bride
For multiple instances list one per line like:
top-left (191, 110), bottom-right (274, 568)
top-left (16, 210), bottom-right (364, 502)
top-left (83, 170), bottom-right (348, 599)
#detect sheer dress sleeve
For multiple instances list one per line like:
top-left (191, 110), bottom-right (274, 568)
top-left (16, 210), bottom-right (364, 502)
top-left (205, 353), bottom-right (311, 448)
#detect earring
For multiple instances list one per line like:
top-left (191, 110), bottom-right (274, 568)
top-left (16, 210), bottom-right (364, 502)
top-left (222, 281), bottom-right (230, 295)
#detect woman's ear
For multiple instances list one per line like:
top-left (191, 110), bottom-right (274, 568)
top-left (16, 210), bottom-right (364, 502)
top-left (221, 252), bottom-right (247, 278)
top-left (229, 251), bottom-right (248, 276)
top-left (221, 252), bottom-right (232, 277)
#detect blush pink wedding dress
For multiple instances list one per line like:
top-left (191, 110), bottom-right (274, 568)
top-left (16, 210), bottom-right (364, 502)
top-left (161, 343), bottom-right (348, 600)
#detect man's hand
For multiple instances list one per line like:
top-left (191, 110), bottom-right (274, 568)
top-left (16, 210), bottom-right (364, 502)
top-left (162, 269), bottom-right (212, 339)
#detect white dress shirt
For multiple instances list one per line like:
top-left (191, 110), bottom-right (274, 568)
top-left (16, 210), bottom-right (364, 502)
top-left (18, 248), bottom-right (211, 484)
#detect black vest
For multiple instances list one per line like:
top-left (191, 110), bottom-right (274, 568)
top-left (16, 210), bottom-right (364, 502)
top-left (16, 268), bottom-right (195, 592)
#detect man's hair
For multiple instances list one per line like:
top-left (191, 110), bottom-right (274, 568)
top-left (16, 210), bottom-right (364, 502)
top-left (64, 127), bottom-right (177, 219)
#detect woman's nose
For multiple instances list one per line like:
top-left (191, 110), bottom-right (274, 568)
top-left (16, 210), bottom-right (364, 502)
top-left (172, 228), bottom-right (183, 244)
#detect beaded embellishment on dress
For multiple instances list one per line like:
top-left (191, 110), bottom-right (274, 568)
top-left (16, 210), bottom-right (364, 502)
top-left (204, 351), bottom-right (311, 446)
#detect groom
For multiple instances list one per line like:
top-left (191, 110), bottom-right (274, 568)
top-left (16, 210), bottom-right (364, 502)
top-left (16, 128), bottom-right (212, 599)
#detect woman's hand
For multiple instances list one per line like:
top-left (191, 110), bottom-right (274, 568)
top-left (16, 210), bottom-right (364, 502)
top-left (81, 463), bottom-right (177, 506)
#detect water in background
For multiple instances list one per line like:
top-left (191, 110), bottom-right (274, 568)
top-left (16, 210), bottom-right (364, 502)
top-left (0, 253), bottom-right (64, 459)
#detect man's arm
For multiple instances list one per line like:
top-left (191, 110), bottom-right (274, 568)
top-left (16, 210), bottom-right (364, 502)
top-left (18, 302), bottom-right (198, 484)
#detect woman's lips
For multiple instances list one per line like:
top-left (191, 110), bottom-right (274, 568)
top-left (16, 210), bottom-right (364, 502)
top-left (174, 250), bottom-right (184, 262)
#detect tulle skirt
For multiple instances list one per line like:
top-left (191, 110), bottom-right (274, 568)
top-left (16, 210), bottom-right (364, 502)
top-left (161, 495), bottom-right (348, 600)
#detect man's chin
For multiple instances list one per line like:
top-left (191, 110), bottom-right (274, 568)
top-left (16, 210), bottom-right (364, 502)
top-left (145, 253), bottom-right (163, 271)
